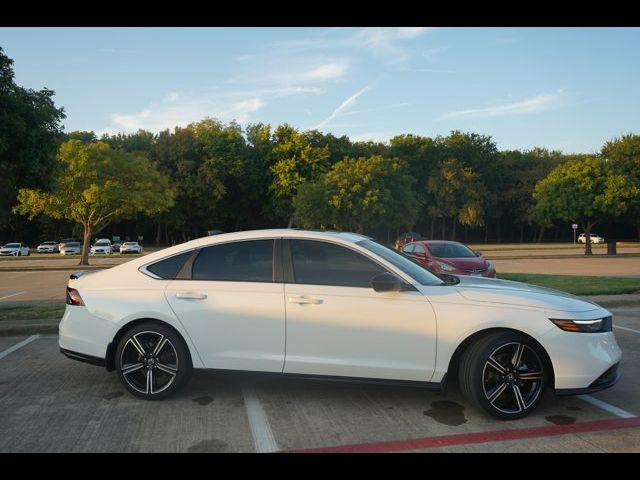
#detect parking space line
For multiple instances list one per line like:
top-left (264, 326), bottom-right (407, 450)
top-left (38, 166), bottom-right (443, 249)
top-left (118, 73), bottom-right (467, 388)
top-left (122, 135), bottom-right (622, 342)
top-left (0, 291), bottom-right (27, 301)
top-left (579, 395), bottom-right (636, 418)
top-left (284, 417), bottom-right (640, 453)
top-left (241, 385), bottom-right (279, 453)
top-left (0, 335), bottom-right (40, 360)
top-left (614, 325), bottom-right (640, 335)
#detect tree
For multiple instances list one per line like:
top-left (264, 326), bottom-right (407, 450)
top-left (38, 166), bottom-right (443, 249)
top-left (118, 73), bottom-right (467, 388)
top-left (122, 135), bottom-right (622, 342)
top-left (601, 134), bottom-right (640, 240)
top-left (426, 158), bottom-right (486, 240)
top-left (270, 124), bottom-right (330, 226)
top-left (294, 155), bottom-right (417, 233)
top-left (0, 47), bottom-right (65, 230)
top-left (13, 140), bottom-right (174, 265)
top-left (531, 156), bottom-right (628, 254)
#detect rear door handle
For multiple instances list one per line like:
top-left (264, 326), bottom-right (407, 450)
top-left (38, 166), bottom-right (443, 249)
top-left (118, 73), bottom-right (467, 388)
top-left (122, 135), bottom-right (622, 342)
top-left (288, 296), bottom-right (323, 305)
top-left (175, 292), bottom-right (208, 300)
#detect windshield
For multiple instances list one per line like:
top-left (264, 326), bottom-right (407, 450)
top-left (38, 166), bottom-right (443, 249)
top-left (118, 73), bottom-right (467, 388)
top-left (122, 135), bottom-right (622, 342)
top-left (428, 242), bottom-right (476, 258)
top-left (357, 239), bottom-right (444, 286)
top-left (66, 243), bottom-right (80, 247)
top-left (5, 243), bottom-right (20, 248)
top-left (95, 241), bottom-right (109, 246)
top-left (123, 242), bottom-right (136, 246)
top-left (43, 242), bottom-right (55, 245)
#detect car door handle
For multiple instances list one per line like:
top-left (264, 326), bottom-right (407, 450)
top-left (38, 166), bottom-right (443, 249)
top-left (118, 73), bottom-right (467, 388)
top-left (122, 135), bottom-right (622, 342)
top-left (288, 296), bottom-right (323, 305)
top-left (175, 292), bottom-right (208, 300)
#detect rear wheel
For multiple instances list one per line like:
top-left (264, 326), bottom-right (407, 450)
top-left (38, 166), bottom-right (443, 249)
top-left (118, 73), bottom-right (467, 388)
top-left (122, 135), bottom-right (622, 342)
top-left (459, 332), bottom-right (547, 420)
top-left (115, 323), bottom-right (193, 400)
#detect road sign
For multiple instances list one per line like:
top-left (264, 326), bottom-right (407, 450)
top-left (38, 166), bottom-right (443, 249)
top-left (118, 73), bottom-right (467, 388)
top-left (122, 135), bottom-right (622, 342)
top-left (572, 224), bottom-right (578, 229)
top-left (572, 224), bottom-right (578, 245)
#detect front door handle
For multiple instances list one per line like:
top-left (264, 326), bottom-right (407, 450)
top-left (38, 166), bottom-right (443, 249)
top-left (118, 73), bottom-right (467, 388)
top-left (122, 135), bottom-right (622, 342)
top-left (175, 292), bottom-right (208, 300)
top-left (288, 296), bottom-right (323, 305)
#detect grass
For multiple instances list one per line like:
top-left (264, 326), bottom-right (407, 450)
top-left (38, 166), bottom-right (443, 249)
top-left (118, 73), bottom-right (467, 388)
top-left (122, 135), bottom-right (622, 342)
top-left (497, 273), bottom-right (640, 296)
top-left (0, 303), bottom-right (65, 321)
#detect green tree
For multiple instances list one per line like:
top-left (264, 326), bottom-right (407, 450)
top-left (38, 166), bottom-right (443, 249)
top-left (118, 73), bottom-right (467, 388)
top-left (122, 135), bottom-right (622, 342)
top-left (0, 47), bottom-right (65, 229)
top-left (602, 134), bottom-right (640, 240)
top-left (531, 156), bottom-right (628, 254)
top-left (270, 124), bottom-right (330, 226)
top-left (13, 140), bottom-right (174, 265)
top-left (294, 155), bottom-right (417, 233)
top-left (426, 158), bottom-right (486, 240)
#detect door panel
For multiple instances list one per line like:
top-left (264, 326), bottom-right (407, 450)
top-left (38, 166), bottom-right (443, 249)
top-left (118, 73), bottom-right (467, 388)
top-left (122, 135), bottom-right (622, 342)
top-left (282, 239), bottom-right (437, 381)
top-left (166, 280), bottom-right (285, 371)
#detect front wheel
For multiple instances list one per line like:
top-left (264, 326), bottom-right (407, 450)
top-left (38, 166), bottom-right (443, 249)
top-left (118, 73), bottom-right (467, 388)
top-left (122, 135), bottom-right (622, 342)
top-left (115, 323), bottom-right (193, 400)
top-left (459, 332), bottom-right (547, 420)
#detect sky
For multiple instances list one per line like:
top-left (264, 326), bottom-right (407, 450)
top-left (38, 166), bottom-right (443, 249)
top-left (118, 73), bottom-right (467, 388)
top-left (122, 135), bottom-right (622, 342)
top-left (1, 27), bottom-right (639, 153)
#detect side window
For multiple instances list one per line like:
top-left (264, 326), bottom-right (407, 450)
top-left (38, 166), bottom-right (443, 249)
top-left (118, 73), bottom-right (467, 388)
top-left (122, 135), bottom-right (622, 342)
top-left (413, 244), bottom-right (426, 255)
top-left (146, 250), bottom-right (193, 279)
top-left (290, 240), bottom-right (387, 288)
top-left (192, 240), bottom-right (274, 282)
top-left (402, 243), bottom-right (415, 254)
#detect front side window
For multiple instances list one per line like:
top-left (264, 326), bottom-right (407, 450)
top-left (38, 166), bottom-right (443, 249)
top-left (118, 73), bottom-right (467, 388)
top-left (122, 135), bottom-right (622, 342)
top-left (192, 240), bottom-right (274, 282)
top-left (290, 240), bottom-right (386, 288)
top-left (413, 244), bottom-right (426, 255)
top-left (402, 243), bottom-right (415, 254)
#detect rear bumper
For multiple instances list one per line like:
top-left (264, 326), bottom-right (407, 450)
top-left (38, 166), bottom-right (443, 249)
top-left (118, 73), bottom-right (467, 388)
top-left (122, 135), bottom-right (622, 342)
top-left (60, 348), bottom-right (106, 368)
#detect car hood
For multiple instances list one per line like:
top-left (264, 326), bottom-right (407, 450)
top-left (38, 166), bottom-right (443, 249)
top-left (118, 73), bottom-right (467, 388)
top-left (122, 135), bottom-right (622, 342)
top-left (453, 275), bottom-right (599, 312)
top-left (433, 256), bottom-right (488, 270)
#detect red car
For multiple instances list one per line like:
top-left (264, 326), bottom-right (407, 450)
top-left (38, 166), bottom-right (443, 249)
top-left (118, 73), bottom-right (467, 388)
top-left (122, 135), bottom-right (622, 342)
top-left (401, 240), bottom-right (496, 278)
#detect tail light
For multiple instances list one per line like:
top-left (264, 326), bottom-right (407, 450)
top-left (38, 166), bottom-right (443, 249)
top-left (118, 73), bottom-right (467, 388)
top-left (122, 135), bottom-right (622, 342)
top-left (66, 287), bottom-right (85, 306)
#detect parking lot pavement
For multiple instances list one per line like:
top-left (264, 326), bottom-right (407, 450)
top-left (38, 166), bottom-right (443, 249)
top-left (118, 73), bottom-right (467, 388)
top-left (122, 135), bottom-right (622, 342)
top-left (0, 270), bottom-right (70, 303)
top-left (1, 311), bottom-right (639, 453)
top-left (494, 256), bottom-right (640, 277)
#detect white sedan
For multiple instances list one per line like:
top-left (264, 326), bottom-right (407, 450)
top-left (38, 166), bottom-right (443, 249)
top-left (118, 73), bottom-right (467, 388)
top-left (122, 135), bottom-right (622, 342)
top-left (0, 243), bottom-right (30, 256)
top-left (578, 233), bottom-right (605, 244)
top-left (120, 242), bottom-right (143, 254)
top-left (59, 229), bottom-right (622, 419)
top-left (37, 241), bottom-right (59, 253)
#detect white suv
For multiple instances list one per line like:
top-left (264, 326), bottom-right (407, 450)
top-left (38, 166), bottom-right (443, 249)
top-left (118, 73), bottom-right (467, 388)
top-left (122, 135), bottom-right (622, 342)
top-left (578, 233), bottom-right (605, 244)
top-left (90, 239), bottom-right (112, 255)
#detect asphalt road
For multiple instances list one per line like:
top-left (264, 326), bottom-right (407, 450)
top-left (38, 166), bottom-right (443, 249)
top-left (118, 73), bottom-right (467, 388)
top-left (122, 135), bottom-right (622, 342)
top-left (0, 305), bottom-right (638, 452)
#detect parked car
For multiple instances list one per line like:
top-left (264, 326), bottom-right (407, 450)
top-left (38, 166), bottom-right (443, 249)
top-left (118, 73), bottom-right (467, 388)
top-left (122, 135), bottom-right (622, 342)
top-left (90, 239), bottom-right (112, 255)
top-left (60, 229), bottom-right (620, 420)
top-left (111, 241), bottom-right (122, 251)
top-left (120, 241), bottom-right (143, 254)
top-left (402, 240), bottom-right (496, 278)
top-left (58, 238), bottom-right (77, 251)
top-left (394, 231), bottom-right (423, 250)
top-left (60, 242), bottom-right (82, 255)
top-left (578, 233), bottom-right (605, 244)
top-left (0, 243), bottom-right (30, 256)
top-left (37, 241), bottom-right (59, 253)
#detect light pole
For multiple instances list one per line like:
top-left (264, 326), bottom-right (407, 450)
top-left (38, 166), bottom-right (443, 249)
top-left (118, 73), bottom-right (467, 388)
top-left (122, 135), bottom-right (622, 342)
top-left (572, 223), bottom-right (578, 245)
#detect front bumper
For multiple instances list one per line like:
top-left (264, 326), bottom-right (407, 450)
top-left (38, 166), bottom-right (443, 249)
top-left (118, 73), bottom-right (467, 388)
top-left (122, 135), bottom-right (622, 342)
top-left (555, 363), bottom-right (621, 395)
top-left (0, 251), bottom-right (17, 256)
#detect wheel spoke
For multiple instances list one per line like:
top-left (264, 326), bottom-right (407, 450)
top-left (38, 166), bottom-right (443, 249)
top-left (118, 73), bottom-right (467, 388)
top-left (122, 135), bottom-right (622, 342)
top-left (130, 336), bottom-right (147, 356)
top-left (512, 385), bottom-right (525, 412)
top-left (487, 382), bottom-right (508, 404)
top-left (153, 336), bottom-right (167, 356)
top-left (486, 355), bottom-right (507, 374)
top-left (511, 343), bottom-right (525, 368)
top-left (146, 368), bottom-right (153, 394)
top-left (155, 363), bottom-right (177, 376)
top-left (122, 363), bottom-right (144, 375)
top-left (519, 371), bottom-right (544, 381)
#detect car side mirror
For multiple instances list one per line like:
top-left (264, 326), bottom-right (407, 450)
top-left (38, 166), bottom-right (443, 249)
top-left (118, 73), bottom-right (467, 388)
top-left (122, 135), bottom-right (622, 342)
top-left (371, 272), bottom-right (404, 293)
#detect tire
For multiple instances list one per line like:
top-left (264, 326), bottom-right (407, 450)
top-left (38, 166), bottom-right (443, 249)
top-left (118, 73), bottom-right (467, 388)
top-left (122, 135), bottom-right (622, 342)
top-left (459, 331), bottom-right (547, 420)
top-left (115, 322), bottom-right (193, 400)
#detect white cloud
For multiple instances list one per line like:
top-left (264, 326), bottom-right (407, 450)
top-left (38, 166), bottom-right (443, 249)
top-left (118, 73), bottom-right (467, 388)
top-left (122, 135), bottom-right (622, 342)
top-left (302, 62), bottom-right (350, 82)
top-left (348, 131), bottom-right (396, 143)
top-left (99, 87), bottom-right (321, 135)
top-left (265, 27), bottom-right (433, 62)
top-left (315, 85), bottom-right (371, 129)
top-left (441, 89), bottom-right (568, 120)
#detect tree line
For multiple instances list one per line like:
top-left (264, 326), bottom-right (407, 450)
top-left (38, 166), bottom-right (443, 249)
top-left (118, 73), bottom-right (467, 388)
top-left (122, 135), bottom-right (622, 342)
top-left (2, 46), bottom-right (639, 262)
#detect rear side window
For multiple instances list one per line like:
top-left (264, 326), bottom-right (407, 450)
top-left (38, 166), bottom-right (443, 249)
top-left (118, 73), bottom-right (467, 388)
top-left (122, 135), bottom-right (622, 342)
top-left (192, 240), bottom-right (274, 282)
top-left (146, 251), bottom-right (193, 279)
top-left (290, 240), bottom-right (386, 288)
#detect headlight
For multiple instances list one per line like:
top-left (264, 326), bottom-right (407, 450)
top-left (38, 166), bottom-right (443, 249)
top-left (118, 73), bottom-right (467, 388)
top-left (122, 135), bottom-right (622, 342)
top-left (486, 261), bottom-right (494, 270)
top-left (550, 316), bottom-right (612, 333)
top-left (438, 262), bottom-right (456, 272)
